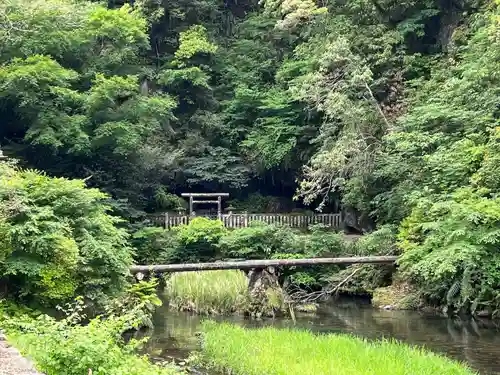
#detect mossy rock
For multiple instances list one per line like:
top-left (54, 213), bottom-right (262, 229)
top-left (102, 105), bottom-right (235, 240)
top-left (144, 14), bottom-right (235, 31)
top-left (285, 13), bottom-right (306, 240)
top-left (295, 304), bottom-right (318, 313)
top-left (372, 284), bottom-right (420, 310)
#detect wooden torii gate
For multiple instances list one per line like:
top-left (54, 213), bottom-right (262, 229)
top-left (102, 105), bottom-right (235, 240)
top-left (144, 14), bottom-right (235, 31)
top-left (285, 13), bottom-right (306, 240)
top-left (181, 193), bottom-right (229, 220)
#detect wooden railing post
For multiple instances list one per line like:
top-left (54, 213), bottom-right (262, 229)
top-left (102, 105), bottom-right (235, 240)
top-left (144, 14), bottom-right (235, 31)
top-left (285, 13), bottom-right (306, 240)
top-left (164, 212), bottom-right (169, 229)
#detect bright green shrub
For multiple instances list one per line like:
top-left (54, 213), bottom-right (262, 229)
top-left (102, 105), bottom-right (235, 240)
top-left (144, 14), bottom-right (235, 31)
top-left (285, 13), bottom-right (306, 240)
top-left (106, 279), bottom-right (162, 329)
top-left (2, 299), bottom-right (179, 375)
top-left (173, 217), bottom-right (227, 262)
top-left (274, 226), bottom-right (350, 289)
top-left (301, 225), bottom-right (349, 256)
top-left (218, 221), bottom-right (299, 259)
top-left (351, 225), bottom-right (398, 256)
top-left (153, 187), bottom-right (186, 210)
top-left (0, 163), bottom-right (132, 307)
top-left (398, 188), bottom-right (500, 315)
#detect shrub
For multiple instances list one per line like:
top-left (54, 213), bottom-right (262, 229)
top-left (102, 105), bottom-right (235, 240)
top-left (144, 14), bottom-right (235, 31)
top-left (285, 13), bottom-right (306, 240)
top-left (106, 279), bottom-right (162, 329)
top-left (173, 218), bottom-right (227, 262)
top-left (218, 221), bottom-right (299, 259)
top-left (0, 163), bottom-right (132, 307)
top-left (165, 270), bottom-right (249, 314)
top-left (153, 187), bottom-right (186, 210)
top-left (398, 188), bottom-right (500, 315)
top-left (301, 224), bottom-right (349, 256)
top-left (131, 227), bottom-right (180, 264)
top-left (274, 225), bottom-right (350, 289)
top-left (2, 299), bottom-right (180, 375)
top-left (352, 225), bottom-right (399, 256)
top-left (197, 322), bottom-right (477, 375)
top-left (324, 225), bottom-right (399, 294)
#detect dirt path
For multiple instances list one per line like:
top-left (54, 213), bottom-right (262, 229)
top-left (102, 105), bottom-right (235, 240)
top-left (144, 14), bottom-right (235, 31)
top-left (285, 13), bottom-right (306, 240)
top-left (0, 332), bottom-right (42, 375)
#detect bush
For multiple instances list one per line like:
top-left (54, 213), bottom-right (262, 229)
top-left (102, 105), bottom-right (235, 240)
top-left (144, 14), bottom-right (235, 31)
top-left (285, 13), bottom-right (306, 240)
top-left (2, 299), bottom-right (180, 375)
top-left (325, 226), bottom-right (398, 294)
top-left (131, 227), bottom-right (179, 264)
top-left (197, 322), bottom-right (477, 375)
top-left (132, 218), bottom-right (226, 264)
top-left (106, 279), bottom-right (162, 329)
top-left (301, 224), bottom-right (349, 256)
top-left (153, 187), bottom-right (186, 210)
top-left (218, 222), bottom-right (357, 290)
top-left (352, 225), bottom-right (399, 256)
top-left (274, 225), bottom-right (350, 289)
top-left (218, 221), bottom-right (299, 259)
top-left (173, 218), bottom-right (227, 262)
top-left (0, 163), bottom-right (132, 307)
top-left (398, 188), bottom-right (500, 315)
top-left (165, 270), bottom-right (249, 314)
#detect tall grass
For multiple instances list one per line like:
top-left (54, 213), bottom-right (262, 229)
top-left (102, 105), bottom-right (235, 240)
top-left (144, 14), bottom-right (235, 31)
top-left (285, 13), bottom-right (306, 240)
top-left (198, 322), bottom-right (478, 375)
top-left (165, 271), bottom-right (249, 314)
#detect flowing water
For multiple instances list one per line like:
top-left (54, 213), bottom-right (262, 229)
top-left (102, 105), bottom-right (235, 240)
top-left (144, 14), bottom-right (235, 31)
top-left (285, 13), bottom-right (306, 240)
top-left (143, 297), bottom-right (500, 374)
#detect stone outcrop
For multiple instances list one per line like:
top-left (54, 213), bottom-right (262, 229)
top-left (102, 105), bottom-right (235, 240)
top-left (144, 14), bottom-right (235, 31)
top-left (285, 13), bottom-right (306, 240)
top-left (247, 266), bottom-right (286, 318)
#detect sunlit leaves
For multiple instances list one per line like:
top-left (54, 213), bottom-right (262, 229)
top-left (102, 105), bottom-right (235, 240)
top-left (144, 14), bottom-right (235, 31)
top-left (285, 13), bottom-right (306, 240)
top-left (87, 74), bottom-right (176, 155)
top-left (86, 74), bottom-right (139, 116)
top-left (159, 67), bottom-right (210, 88)
top-left (0, 0), bottom-right (93, 60)
top-left (0, 55), bottom-right (78, 108)
top-left (242, 117), bottom-right (298, 169)
top-left (172, 25), bottom-right (217, 67)
top-left (0, 1), bottom-right (148, 75)
top-left (260, 0), bottom-right (327, 29)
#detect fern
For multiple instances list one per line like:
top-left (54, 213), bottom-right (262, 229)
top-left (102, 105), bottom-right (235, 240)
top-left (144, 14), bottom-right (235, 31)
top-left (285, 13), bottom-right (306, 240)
top-left (446, 281), bottom-right (460, 306)
top-left (459, 266), bottom-right (474, 306)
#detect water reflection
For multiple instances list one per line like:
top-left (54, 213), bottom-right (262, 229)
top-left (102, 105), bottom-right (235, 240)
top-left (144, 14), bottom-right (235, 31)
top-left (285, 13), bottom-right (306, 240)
top-left (144, 297), bottom-right (500, 374)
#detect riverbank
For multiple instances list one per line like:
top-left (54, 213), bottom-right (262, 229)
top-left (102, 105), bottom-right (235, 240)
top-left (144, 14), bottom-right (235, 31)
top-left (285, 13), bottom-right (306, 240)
top-left (0, 331), bottom-right (41, 375)
top-left (144, 299), bottom-right (500, 374)
top-left (195, 321), bottom-right (477, 375)
top-left (1, 311), bottom-right (183, 375)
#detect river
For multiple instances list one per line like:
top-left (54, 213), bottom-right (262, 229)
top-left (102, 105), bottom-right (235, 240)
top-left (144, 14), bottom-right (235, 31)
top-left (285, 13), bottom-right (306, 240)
top-left (143, 296), bottom-right (500, 374)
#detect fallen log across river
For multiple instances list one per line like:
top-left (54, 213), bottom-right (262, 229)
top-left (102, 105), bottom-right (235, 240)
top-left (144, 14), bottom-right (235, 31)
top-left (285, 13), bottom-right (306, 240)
top-left (130, 256), bottom-right (398, 274)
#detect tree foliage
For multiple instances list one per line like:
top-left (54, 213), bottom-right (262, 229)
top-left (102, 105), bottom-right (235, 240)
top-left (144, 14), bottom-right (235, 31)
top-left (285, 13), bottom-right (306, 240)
top-left (0, 162), bottom-right (132, 307)
top-left (1, 0), bottom-right (499, 313)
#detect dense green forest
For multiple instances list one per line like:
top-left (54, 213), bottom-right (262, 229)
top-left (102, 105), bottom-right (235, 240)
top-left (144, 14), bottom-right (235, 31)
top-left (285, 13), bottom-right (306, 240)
top-left (0, 0), bottom-right (499, 315)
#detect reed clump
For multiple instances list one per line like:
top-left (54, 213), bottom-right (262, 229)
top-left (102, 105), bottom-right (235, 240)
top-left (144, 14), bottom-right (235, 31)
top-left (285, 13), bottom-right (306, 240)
top-left (165, 270), bottom-right (249, 314)
top-left (197, 322), bottom-right (478, 375)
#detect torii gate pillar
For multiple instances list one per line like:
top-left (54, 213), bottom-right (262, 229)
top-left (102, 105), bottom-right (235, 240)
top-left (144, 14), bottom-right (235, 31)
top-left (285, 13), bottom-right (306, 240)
top-left (181, 193), bottom-right (229, 220)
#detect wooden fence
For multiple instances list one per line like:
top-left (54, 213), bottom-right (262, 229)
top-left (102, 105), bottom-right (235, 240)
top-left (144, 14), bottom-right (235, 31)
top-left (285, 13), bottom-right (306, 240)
top-left (148, 212), bottom-right (343, 229)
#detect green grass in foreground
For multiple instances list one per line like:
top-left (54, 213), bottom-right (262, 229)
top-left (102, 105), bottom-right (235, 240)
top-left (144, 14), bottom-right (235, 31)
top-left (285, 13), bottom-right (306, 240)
top-left (199, 322), bottom-right (478, 375)
top-left (165, 270), bottom-right (249, 314)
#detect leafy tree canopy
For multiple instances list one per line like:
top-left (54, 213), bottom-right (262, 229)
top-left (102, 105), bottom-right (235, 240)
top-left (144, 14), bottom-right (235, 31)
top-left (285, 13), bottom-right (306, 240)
top-left (0, 0), bottom-right (499, 313)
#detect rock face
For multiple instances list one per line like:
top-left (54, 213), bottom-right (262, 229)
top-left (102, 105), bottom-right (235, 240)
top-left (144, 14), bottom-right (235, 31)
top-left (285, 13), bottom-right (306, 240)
top-left (342, 207), bottom-right (374, 234)
top-left (0, 331), bottom-right (43, 375)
